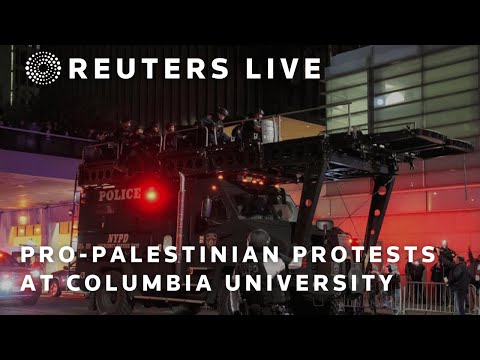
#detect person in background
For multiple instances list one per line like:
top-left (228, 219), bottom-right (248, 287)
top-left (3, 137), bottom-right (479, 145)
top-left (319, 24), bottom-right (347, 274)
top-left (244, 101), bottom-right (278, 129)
top-left (437, 248), bottom-right (470, 315)
top-left (87, 128), bottom-right (97, 140)
top-left (367, 263), bottom-right (381, 314)
top-left (411, 260), bottom-right (426, 304)
top-left (386, 264), bottom-right (401, 315)
top-left (431, 262), bottom-right (444, 306)
top-left (438, 240), bottom-right (456, 278)
top-left (467, 247), bottom-right (480, 313)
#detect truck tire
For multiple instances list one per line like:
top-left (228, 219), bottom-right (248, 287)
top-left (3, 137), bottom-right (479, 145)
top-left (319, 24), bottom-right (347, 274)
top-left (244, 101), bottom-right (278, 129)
top-left (95, 271), bottom-right (134, 315)
top-left (22, 290), bottom-right (41, 306)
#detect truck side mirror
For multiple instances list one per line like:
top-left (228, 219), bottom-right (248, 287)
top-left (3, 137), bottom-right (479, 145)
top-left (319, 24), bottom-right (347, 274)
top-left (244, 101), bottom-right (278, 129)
top-left (201, 196), bottom-right (213, 219)
top-left (316, 220), bottom-right (333, 231)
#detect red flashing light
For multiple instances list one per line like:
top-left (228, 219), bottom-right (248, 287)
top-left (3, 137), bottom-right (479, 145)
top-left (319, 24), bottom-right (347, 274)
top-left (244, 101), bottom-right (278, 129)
top-left (348, 237), bottom-right (360, 246)
top-left (145, 187), bottom-right (158, 202)
top-left (211, 185), bottom-right (218, 191)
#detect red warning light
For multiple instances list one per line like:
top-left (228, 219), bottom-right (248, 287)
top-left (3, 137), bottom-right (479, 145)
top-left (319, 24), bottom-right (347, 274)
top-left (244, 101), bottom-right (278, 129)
top-left (211, 185), bottom-right (218, 191)
top-left (145, 187), bottom-right (158, 202)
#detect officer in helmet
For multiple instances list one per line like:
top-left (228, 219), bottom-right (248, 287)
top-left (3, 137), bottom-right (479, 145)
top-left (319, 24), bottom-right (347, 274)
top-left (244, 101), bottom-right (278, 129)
top-left (242, 108), bottom-right (264, 142)
top-left (200, 107), bottom-right (231, 145)
top-left (164, 121), bottom-right (187, 151)
top-left (230, 229), bottom-right (302, 315)
top-left (110, 117), bottom-right (134, 141)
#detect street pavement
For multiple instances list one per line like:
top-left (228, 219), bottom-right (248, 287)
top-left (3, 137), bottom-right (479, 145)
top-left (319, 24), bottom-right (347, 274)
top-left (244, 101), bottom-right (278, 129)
top-left (0, 293), bottom-right (216, 315)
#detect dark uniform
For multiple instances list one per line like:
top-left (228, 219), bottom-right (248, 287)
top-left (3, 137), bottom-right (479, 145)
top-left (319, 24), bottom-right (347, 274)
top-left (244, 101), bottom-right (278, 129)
top-left (145, 122), bottom-right (162, 151)
top-left (233, 229), bottom-right (288, 315)
top-left (241, 109), bottom-right (264, 142)
top-left (439, 254), bottom-right (470, 315)
top-left (164, 122), bottom-right (187, 151)
top-left (200, 107), bottom-right (231, 145)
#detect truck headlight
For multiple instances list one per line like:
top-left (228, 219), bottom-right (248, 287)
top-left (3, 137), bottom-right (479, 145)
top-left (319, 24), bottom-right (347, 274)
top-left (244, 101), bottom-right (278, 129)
top-left (0, 279), bottom-right (13, 291)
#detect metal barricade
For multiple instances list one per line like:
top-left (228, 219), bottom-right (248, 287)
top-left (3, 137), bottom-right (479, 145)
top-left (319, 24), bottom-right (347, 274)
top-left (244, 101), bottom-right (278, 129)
top-left (401, 281), bottom-right (479, 315)
top-left (82, 142), bottom-right (120, 162)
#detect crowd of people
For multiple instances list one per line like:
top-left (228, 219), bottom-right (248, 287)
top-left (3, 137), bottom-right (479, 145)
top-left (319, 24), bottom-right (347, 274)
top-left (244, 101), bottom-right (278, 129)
top-left (0, 106), bottom-right (266, 148)
top-left (365, 240), bottom-right (480, 315)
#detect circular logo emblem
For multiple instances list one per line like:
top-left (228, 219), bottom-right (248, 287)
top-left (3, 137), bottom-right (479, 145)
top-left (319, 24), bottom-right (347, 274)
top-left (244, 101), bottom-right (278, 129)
top-left (25, 52), bottom-right (61, 86)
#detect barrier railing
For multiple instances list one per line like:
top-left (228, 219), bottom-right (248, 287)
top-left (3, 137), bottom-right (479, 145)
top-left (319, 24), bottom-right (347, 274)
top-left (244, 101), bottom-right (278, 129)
top-left (401, 281), bottom-right (479, 315)
top-left (0, 125), bottom-right (95, 158)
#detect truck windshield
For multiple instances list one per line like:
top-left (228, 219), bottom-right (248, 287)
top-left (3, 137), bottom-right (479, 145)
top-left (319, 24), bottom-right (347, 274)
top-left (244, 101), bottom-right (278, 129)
top-left (233, 192), bottom-right (296, 221)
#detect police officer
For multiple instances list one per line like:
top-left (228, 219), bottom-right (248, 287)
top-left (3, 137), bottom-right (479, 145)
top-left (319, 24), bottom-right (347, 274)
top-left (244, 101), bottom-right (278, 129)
top-left (241, 108), bottom-right (264, 142)
top-left (200, 107), bottom-right (231, 145)
top-left (110, 118), bottom-right (134, 141)
top-left (231, 229), bottom-right (301, 315)
top-left (145, 121), bottom-right (162, 150)
top-left (164, 121), bottom-right (187, 151)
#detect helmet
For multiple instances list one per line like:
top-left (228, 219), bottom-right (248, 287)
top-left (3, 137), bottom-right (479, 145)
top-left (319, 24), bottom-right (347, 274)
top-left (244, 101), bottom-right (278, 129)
top-left (256, 108), bottom-right (265, 116)
top-left (166, 121), bottom-right (176, 130)
top-left (247, 229), bottom-right (271, 251)
top-left (216, 107), bottom-right (229, 117)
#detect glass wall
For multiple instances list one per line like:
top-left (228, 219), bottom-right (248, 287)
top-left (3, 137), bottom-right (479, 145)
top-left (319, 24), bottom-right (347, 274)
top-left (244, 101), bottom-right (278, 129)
top-left (326, 45), bottom-right (480, 140)
top-left (326, 71), bottom-right (369, 133)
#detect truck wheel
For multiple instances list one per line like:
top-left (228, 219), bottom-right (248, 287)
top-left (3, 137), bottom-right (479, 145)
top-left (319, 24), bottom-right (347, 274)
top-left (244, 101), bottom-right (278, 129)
top-left (49, 280), bottom-right (62, 297)
top-left (96, 271), bottom-right (134, 315)
top-left (22, 290), bottom-right (41, 306)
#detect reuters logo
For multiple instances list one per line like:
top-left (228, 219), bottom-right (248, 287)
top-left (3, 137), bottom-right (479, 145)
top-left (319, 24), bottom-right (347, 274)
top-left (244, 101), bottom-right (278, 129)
top-left (25, 52), bottom-right (61, 86)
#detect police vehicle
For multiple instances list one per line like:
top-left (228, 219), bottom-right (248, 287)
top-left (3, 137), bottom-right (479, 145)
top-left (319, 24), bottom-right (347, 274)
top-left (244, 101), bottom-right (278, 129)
top-left (74, 107), bottom-right (473, 315)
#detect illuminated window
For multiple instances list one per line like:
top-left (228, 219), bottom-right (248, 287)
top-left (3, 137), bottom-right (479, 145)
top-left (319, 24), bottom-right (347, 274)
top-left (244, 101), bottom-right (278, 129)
top-left (18, 226), bottom-right (26, 236)
top-left (59, 222), bottom-right (71, 234)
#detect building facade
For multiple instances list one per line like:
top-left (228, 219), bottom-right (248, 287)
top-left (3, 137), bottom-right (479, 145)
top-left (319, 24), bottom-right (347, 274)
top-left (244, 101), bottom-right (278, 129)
top-left (300, 45), bottom-right (480, 274)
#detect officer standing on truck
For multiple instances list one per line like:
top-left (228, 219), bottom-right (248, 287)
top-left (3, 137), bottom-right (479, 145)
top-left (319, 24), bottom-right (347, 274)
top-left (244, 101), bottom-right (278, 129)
top-left (230, 229), bottom-right (302, 315)
top-left (241, 108), bottom-right (264, 142)
top-left (110, 118), bottom-right (134, 141)
top-left (200, 107), bottom-right (231, 145)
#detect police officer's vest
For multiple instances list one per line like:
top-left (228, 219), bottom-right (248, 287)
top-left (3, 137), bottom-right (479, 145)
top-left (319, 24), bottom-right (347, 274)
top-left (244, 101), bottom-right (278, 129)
top-left (234, 252), bottom-right (286, 307)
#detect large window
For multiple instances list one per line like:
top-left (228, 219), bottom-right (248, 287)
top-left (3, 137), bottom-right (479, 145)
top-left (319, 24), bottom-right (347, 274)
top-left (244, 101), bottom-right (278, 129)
top-left (326, 71), bottom-right (368, 133)
top-left (326, 45), bottom-right (480, 139)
